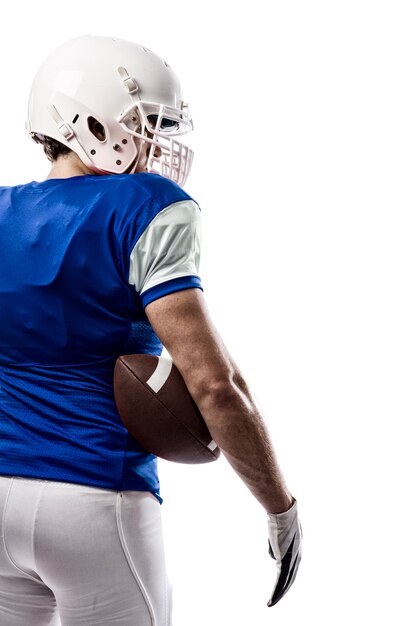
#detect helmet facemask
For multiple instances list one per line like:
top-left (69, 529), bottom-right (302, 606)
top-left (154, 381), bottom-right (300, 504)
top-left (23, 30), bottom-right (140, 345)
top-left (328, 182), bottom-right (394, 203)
top-left (117, 100), bottom-right (194, 187)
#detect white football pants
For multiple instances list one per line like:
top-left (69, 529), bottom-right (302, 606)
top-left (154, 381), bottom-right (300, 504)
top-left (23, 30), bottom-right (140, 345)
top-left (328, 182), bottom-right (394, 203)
top-left (0, 475), bottom-right (172, 625)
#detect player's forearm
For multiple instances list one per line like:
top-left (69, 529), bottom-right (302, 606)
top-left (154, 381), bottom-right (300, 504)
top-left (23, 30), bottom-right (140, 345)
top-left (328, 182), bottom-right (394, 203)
top-left (193, 378), bottom-right (295, 514)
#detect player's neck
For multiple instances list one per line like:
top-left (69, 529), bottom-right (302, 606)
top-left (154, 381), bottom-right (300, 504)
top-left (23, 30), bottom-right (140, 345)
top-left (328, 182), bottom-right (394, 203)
top-left (46, 154), bottom-right (97, 180)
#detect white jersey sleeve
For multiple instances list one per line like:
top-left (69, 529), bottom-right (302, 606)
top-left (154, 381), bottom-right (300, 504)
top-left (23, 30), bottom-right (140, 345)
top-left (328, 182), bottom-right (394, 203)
top-left (128, 199), bottom-right (202, 308)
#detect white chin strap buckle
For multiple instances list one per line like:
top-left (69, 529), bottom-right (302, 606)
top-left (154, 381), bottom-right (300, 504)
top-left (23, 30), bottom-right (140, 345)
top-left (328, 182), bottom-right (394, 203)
top-left (118, 66), bottom-right (139, 95)
top-left (47, 104), bottom-right (75, 140)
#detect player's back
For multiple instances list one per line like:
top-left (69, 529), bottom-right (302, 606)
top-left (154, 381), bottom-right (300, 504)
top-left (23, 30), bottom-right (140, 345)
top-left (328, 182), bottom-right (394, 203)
top-left (0, 172), bottom-right (203, 501)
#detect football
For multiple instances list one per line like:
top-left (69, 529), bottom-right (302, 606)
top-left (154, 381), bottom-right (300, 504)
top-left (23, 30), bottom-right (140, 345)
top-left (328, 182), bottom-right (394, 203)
top-left (113, 354), bottom-right (221, 464)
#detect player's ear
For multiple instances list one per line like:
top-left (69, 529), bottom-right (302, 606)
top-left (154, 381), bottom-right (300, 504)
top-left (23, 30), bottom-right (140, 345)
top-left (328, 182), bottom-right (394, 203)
top-left (87, 117), bottom-right (106, 142)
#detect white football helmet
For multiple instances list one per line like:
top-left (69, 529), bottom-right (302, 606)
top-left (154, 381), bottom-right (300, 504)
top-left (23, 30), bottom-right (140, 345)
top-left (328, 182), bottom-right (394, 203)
top-left (26, 35), bottom-right (194, 187)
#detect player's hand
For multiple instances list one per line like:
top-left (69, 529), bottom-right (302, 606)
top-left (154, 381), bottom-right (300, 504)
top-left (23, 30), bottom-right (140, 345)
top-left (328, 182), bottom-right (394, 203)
top-left (266, 498), bottom-right (302, 606)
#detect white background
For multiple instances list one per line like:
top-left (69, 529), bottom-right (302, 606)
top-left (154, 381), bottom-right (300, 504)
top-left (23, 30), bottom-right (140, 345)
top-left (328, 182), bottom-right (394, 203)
top-left (1, 1), bottom-right (416, 624)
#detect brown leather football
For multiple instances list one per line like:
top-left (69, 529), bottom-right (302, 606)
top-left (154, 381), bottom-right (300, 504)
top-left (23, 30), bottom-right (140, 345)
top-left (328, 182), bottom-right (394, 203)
top-left (113, 354), bottom-right (221, 464)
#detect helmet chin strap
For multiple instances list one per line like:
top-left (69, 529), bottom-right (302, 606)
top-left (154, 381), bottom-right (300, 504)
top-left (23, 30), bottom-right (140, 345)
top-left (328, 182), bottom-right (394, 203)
top-left (47, 104), bottom-right (97, 169)
top-left (124, 151), bottom-right (141, 174)
top-left (124, 136), bottom-right (148, 174)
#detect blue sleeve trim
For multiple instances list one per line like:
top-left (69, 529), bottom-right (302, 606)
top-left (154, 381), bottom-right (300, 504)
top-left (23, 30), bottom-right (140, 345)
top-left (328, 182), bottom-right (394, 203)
top-left (141, 275), bottom-right (203, 308)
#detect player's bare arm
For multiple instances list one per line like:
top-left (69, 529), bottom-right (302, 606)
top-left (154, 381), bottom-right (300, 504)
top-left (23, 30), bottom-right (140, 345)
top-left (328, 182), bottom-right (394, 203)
top-left (145, 287), bottom-right (294, 515)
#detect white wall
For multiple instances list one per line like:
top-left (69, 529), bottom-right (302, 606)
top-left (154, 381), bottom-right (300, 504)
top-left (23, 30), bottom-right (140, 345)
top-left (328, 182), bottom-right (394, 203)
top-left (1, 1), bottom-right (416, 624)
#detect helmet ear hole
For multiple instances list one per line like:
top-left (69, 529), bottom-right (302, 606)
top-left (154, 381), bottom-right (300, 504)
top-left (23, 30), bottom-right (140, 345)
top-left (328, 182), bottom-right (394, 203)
top-left (87, 116), bottom-right (106, 142)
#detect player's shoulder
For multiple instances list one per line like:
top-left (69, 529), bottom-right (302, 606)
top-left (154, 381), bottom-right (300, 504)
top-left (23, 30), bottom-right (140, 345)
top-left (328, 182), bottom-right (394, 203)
top-left (100, 172), bottom-right (197, 210)
top-left (95, 173), bottom-right (200, 249)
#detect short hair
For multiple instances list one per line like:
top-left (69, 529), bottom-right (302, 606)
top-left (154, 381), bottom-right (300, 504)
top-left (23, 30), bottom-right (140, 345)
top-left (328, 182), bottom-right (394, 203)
top-left (32, 134), bottom-right (72, 162)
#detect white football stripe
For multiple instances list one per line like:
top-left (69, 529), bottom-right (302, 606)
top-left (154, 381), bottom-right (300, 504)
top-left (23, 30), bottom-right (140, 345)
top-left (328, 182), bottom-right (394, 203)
top-left (146, 357), bottom-right (173, 393)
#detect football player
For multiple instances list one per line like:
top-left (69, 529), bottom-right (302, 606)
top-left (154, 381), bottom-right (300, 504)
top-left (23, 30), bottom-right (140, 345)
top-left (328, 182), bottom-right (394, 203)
top-left (0, 35), bottom-right (302, 625)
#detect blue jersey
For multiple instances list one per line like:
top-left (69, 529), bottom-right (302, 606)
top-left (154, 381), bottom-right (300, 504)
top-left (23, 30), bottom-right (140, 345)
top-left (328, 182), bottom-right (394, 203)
top-left (0, 172), bottom-right (203, 505)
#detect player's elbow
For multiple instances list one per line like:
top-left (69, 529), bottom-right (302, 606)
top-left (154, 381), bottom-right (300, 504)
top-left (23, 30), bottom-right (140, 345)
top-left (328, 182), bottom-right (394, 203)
top-left (190, 375), bottom-right (245, 413)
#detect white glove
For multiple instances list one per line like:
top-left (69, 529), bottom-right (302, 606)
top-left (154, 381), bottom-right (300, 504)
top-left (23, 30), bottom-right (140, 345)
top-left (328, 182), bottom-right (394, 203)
top-left (266, 498), bottom-right (302, 606)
